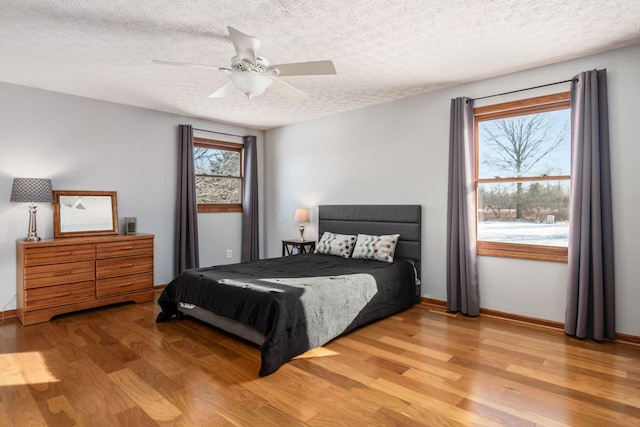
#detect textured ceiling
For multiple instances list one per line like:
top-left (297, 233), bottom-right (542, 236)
top-left (1, 1), bottom-right (640, 130)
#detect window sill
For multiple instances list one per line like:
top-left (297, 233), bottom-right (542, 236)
top-left (477, 241), bottom-right (567, 263)
top-left (198, 204), bottom-right (242, 213)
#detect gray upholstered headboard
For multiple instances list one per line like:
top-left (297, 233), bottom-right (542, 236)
top-left (317, 205), bottom-right (422, 281)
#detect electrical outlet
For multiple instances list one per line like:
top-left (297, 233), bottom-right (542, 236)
top-left (226, 249), bottom-right (232, 258)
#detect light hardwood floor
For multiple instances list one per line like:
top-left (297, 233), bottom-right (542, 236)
top-left (1, 292), bottom-right (639, 426)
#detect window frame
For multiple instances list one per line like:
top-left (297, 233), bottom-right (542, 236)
top-left (193, 137), bottom-right (244, 213)
top-left (474, 92), bottom-right (571, 263)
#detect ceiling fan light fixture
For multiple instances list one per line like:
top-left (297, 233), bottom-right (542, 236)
top-left (154, 26), bottom-right (335, 100)
top-left (229, 71), bottom-right (273, 99)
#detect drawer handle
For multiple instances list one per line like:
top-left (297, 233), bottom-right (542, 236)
top-left (108, 263), bottom-right (134, 270)
top-left (54, 270), bottom-right (73, 276)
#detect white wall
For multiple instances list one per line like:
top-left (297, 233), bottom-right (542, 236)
top-left (0, 82), bottom-right (264, 312)
top-left (264, 44), bottom-right (640, 336)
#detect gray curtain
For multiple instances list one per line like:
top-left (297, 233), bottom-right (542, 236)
top-left (241, 135), bottom-right (259, 262)
top-left (175, 124), bottom-right (199, 274)
top-left (446, 97), bottom-right (479, 316)
top-left (565, 69), bottom-right (615, 341)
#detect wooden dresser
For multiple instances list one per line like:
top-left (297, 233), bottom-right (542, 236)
top-left (16, 233), bottom-right (154, 325)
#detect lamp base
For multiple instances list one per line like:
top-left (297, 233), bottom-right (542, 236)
top-left (25, 204), bottom-right (42, 242)
top-left (299, 224), bottom-right (305, 241)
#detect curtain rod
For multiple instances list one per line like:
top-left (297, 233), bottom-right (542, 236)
top-left (468, 78), bottom-right (575, 102)
top-left (192, 127), bottom-right (245, 138)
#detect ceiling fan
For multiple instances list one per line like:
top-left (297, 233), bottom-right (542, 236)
top-left (153, 26), bottom-right (336, 100)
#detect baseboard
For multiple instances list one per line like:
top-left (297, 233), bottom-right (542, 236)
top-left (420, 297), bottom-right (639, 346)
top-left (1, 309), bottom-right (16, 320)
top-left (616, 332), bottom-right (640, 345)
top-left (479, 306), bottom-right (565, 330)
top-left (421, 298), bottom-right (446, 309)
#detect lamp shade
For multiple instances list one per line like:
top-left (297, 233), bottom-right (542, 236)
top-left (294, 208), bottom-right (310, 223)
top-left (10, 178), bottom-right (53, 203)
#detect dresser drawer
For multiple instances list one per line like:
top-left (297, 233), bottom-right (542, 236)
top-left (97, 272), bottom-right (153, 298)
top-left (24, 260), bottom-right (95, 289)
top-left (96, 255), bottom-right (153, 279)
top-left (97, 239), bottom-right (153, 259)
top-left (23, 244), bottom-right (95, 266)
top-left (25, 281), bottom-right (95, 310)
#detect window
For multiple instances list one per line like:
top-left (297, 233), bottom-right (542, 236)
top-left (474, 92), bottom-right (571, 262)
top-left (193, 137), bottom-right (243, 213)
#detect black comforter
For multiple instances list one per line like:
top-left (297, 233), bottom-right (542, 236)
top-left (156, 253), bottom-right (416, 376)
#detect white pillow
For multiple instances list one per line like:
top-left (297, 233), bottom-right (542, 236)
top-left (352, 234), bottom-right (400, 263)
top-left (315, 232), bottom-right (357, 258)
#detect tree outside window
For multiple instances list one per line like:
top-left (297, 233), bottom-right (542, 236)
top-left (194, 138), bottom-right (243, 213)
top-left (474, 92), bottom-right (570, 262)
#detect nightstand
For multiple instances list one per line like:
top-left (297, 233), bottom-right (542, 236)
top-left (282, 239), bottom-right (316, 256)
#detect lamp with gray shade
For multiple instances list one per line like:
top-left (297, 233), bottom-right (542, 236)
top-left (10, 178), bottom-right (53, 241)
top-left (294, 208), bottom-right (310, 241)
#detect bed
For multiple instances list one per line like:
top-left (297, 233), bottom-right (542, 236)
top-left (156, 204), bottom-right (422, 376)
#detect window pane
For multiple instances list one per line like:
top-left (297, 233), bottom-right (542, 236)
top-left (478, 109), bottom-right (570, 179)
top-left (196, 176), bottom-right (241, 204)
top-left (477, 180), bottom-right (570, 246)
top-left (194, 147), bottom-right (240, 177)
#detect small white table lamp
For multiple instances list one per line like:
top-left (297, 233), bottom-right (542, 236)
top-left (294, 208), bottom-right (310, 241)
top-left (10, 178), bottom-right (53, 241)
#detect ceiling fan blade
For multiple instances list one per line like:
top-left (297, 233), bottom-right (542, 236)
top-left (153, 59), bottom-right (221, 71)
top-left (271, 60), bottom-right (337, 76)
top-left (227, 26), bottom-right (256, 65)
top-left (209, 81), bottom-right (236, 98)
top-left (268, 78), bottom-right (308, 100)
